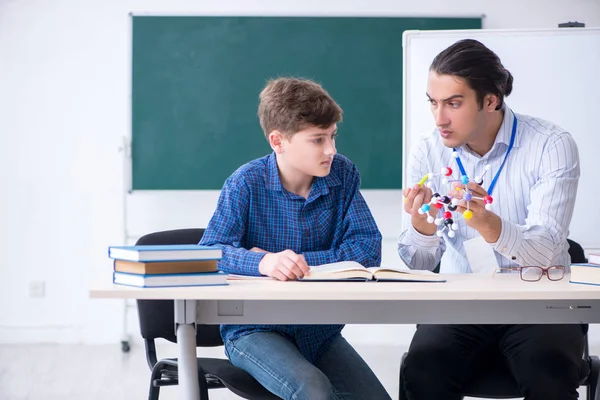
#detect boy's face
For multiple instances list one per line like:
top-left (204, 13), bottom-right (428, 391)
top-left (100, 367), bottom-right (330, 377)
top-left (276, 124), bottom-right (338, 178)
top-left (426, 71), bottom-right (493, 149)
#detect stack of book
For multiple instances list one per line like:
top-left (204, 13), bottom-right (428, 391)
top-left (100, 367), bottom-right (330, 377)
top-left (108, 244), bottom-right (227, 287)
top-left (570, 253), bottom-right (600, 286)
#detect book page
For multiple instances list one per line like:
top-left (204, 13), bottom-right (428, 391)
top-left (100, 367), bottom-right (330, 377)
top-left (367, 266), bottom-right (446, 282)
top-left (367, 267), bottom-right (437, 275)
top-left (309, 260), bottom-right (366, 274)
top-left (301, 260), bottom-right (371, 280)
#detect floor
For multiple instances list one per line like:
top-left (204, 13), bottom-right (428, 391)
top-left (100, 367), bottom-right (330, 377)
top-left (0, 341), bottom-right (591, 399)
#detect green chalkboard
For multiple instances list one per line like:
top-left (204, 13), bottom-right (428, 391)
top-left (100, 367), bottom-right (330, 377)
top-left (131, 16), bottom-right (481, 190)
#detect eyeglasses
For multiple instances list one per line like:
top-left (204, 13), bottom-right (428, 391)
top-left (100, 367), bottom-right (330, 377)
top-left (493, 266), bottom-right (565, 282)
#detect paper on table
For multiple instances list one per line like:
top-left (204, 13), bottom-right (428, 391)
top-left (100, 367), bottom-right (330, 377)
top-left (226, 274), bottom-right (275, 281)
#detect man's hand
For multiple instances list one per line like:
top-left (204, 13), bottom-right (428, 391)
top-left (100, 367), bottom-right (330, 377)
top-left (448, 182), bottom-right (502, 243)
top-left (258, 250), bottom-right (310, 281)
top-left (403, 183), bottom-right (437, 236)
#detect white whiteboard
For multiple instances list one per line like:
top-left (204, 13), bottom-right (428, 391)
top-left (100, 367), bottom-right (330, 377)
top-left (402, 28), bottom-right (600, 250)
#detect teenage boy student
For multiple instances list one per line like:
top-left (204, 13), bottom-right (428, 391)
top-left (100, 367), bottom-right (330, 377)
top-left (398, 39), bottom-right (583, 400)
top-left (200, 77), bottom-right (390, 400)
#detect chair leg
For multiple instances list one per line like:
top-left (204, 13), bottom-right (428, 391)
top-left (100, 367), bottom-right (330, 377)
top-left (149, 364), bottom-right (164, 400)
top-left (198, 365), bottom-right (209, 400)
top-left (399, 353), bottom-right (408, 400)
top-left (587, 356), bottom-right (600, 400)
top-left (148, 380), bottom-right (160, 400)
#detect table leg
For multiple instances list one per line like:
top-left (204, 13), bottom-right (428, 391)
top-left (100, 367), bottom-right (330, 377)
top-left (175, 299), bottom-right (199, 400)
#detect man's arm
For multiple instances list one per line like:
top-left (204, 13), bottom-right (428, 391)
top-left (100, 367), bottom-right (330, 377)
top-left (199, 178), bottom-right (266, 276)
top-left (491, 133), bottom-right (580, 266)
top-left (397, 139), bottom-right (446, 270)
top-left (302, 165), bottom-right (382, 268)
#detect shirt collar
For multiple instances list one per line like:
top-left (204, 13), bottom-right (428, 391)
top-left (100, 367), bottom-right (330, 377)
top-left (494, 104), bottom-right (521, 148)
top-left (310, 163), bottom-right (341, 199)
top-left (266, 152), bottom-right (283, 191)
top-left (266, 152), bottom-right (341, 197)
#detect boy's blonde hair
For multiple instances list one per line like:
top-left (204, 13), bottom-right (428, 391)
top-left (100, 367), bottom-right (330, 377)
top-left (258, 77), bottom-right (343, 138)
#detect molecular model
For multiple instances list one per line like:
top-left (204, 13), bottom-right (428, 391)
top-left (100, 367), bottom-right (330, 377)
top-left (416, 154), bottom-right (494, 238)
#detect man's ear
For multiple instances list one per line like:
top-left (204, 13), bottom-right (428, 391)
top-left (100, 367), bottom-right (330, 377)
top-left (268, 130), bottom-right (287, 153)
top-left (484, 94), bottom-right (500, 111)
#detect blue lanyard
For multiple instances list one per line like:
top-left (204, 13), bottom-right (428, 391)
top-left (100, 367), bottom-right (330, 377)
top-left (452, 114), bottom-right (517, 196)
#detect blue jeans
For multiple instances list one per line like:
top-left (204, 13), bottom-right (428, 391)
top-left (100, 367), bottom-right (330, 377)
top-left (225, 331), bottom-right (390, 400)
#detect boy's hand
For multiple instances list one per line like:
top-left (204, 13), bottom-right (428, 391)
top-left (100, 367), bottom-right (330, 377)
top-left (403, 184), bottom-right (437, 236)
top-left (258, 250), bottom-right (310, 281)
top-left (249, 247), bottom-right (268, 253)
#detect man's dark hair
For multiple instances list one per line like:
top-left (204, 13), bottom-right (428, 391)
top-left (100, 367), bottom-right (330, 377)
top-left (430, 39), bottom-right (513, 110)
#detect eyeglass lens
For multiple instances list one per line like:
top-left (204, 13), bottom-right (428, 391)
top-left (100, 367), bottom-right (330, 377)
top-left (521, 266), bottom-right (564, 281)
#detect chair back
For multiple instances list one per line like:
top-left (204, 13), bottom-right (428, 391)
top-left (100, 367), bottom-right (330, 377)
top-left (567, 238), bottom-right (587, 263)
top-left (135, 228), bottom-right (223, 347)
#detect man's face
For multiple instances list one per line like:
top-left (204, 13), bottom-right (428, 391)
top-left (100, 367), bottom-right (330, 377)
top-left (281, 124), bottom-right (338, 178)
top-left (426, 71), bottom-right (487, 149)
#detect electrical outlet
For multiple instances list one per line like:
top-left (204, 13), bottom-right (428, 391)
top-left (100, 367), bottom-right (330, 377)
top-left (29, 281), bottom-right (46, 298)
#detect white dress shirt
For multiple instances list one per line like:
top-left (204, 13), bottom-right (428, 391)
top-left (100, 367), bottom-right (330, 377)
top-left (398, 105), bottom-right (580, 273)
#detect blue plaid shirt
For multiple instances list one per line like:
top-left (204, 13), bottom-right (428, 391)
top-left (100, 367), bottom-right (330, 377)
top-left (200, 152), bottom-right (382, 363)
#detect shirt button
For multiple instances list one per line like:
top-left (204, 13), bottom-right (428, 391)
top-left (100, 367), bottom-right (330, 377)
top-left (511, 256), bottom-right (517, 260)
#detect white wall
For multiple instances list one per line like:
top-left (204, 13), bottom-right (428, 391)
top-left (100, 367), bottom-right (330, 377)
top-left (1, 0), bottom-right (599, 347)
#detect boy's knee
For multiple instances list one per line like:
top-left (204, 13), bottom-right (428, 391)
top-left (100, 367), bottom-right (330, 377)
top-left (290, 371), bottom-right (333, 400)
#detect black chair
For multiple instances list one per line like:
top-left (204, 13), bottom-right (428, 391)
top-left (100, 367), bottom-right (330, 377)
top-left (399, 238), bottom-right (600, 399)
top-left (135, 228), bottom-right (278, 400)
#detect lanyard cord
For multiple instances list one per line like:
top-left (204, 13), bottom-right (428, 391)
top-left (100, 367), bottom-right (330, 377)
top-left (452, 114), bottom-right (517, 196)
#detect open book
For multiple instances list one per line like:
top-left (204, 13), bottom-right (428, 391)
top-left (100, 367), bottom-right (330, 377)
top-left (300, 261), bottom-right (446, 282)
